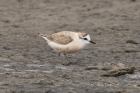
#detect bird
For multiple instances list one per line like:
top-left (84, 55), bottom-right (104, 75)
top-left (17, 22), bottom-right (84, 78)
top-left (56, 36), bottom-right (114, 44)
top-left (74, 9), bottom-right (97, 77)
top-left (39, 31), bottom-right (96, 65)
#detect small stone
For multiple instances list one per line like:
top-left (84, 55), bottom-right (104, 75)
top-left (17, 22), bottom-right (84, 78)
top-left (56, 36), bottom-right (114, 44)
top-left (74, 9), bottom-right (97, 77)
top-left (62, 74), bottom-right (71, 79)
top-left (2, 20), bottom-right (10, 23)
top-left (101, 67), bottom-right (136, 77)
top-left (85, 65), bottom-right (110, 71)
top-left (2, 46), bottom-right (11, 50)
top-left (87, 8), bottom-right (91, 11)
top-left (125, 50), bottom-right (138, 53)
top-left (126, 40), bottom-right (138, 44)
top-left (39, 80), bottom-right (54, 86)
top-left (85, 66), bottom-right (100, 70)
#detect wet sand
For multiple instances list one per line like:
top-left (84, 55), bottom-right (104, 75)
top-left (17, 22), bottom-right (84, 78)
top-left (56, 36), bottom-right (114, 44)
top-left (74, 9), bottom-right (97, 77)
top-left (0, 0), bottom-right (140, 93)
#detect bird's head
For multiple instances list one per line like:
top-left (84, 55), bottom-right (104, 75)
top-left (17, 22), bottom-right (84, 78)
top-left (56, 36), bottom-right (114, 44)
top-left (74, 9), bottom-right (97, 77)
top-left (78, 33), bottom-right (96, 46)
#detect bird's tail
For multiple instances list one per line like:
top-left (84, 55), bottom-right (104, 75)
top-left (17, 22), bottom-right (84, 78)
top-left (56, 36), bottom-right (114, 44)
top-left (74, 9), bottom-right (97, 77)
top-left (37, 33), bottom-right (48, 38)
top-left (37, 33), bottom-right (45, 37)
top-left (37, 33), bottom-right (52, 42)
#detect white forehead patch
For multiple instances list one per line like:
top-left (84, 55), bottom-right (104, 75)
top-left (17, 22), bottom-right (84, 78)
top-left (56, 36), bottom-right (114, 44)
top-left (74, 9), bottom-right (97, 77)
top-left (84, 34), bottom-right (91, 41)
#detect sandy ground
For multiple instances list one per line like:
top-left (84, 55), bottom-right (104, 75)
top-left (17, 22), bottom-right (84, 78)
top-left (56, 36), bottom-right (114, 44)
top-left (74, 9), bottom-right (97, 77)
top-left (0, 0), bottom-right (140, 93)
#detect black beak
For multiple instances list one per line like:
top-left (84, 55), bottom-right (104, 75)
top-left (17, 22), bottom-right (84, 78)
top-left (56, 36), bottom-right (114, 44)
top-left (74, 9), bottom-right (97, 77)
top-left (89, 41), bottom-right (96, 44)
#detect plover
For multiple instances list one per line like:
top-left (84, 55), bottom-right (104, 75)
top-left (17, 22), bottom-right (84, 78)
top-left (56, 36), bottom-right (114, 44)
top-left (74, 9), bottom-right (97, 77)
top-left (39, 31), bottom-right (96, 65)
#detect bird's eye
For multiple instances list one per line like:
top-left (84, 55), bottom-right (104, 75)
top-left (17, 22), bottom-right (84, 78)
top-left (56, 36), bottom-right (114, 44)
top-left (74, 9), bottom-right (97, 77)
top-left (83, 38), bottom-right (87, 40)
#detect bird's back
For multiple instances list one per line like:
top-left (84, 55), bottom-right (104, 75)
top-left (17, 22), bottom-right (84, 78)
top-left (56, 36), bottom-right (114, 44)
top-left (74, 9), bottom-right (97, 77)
top-left (40, 31), bottom-right (76, 45)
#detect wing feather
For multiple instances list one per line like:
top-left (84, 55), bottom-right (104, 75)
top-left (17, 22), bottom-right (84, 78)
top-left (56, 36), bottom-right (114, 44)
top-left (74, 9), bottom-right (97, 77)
top-left (51, 31), bottom-right (73, 45)
top-left (39, 31), bottom-right (73, 45)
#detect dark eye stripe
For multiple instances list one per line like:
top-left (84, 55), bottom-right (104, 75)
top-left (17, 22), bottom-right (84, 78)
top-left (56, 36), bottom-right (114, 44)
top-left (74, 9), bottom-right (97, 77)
top-left (83, 38), bottom-right (87, 40)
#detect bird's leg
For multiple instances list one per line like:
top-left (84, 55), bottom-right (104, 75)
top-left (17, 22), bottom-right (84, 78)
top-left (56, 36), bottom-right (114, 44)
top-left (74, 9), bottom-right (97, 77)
top-left (58, 52), bottom-right (63, 63)
top-left (64, 53), bottom-right (71, 62)
top-left (58, 52), bottom-right (71, 65)
top-left (58, 52), bottom-right (61, 57)
top-left (63, 53), bottom-right (73, 66)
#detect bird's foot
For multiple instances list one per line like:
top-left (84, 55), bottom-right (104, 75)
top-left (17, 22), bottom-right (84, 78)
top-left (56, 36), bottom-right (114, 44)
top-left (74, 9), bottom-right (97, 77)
top-left (62, 61), bottom-right (77, 66)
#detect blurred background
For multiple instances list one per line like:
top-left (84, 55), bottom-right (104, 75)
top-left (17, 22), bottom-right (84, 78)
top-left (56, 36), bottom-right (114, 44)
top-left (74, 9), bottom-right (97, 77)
top-left (0, 0), bottom-right (140, 93)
